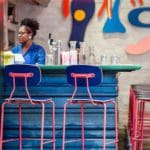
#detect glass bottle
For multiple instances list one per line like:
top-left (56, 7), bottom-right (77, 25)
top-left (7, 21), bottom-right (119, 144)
top-left (46, 33), bottom-right (54, 65)
top-left (88, 46), bottom-right (95, 65)
top-left (57, 40), bottom-right (62, 65)
top-left (79, 42), bottom-right (86, 64)
top-left (52, 40), bottom-right (57, 65)
top-left (48, 33), bottom-right (53, 53)
top-left (69, 41), bottom-right (77, 65)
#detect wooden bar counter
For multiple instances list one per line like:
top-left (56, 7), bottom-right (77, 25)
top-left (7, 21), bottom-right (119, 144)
top-left (0, 64), bottom-right (141, 150)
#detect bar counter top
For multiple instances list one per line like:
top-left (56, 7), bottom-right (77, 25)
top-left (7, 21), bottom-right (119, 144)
top-left (0, 64), bottom-right (142, 71)
top-left (39, 64), bottom-right (142, 72)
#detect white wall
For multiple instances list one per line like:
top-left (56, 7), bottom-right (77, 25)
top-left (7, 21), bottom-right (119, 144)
top-left (16, 0), bottom-right (150, 128)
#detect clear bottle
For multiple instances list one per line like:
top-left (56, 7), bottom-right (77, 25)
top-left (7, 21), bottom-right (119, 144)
top-left (69, 41), bottom-right (77, 65)
top-left (56, 40), bottom-right (62, 65)
top-left (46, 33), bottom-right (54, 65)
top-left (52, 40), bottom-right (57, 65)
top-left (79, 41), bottom-right (86, 64)
top-left (88, 46), bottom-right (95, 65)
top-left (48, 33), bottom-right (53, 53)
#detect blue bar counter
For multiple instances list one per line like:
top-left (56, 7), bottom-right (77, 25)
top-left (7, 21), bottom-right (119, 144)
top-left (0, 64), bottom-right (141, 150)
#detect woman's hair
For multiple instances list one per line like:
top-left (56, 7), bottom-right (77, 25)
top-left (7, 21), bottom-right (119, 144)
top-left (20, 18), bottom-right (39, 38)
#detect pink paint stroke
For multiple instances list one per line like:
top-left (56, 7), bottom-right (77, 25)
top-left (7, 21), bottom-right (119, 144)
top-left (125, 37), bottom-right (150, 55)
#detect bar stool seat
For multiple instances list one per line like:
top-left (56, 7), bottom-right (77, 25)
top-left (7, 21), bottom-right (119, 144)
top-left (0, 64), bottom-right (55, 150)
top-left (62, 65), bottom-right (118, 150)
top-left (5, 98), bottom-right (53, 103)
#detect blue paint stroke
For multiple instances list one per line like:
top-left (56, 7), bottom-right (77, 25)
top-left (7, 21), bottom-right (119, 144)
top-left (103, 0), bottom-right (126, 33)
top-left (128, 7), bottom-right (150, 28)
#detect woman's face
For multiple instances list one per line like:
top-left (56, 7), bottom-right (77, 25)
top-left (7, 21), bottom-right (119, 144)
top-left (18, 26), bottom-right (32, 44)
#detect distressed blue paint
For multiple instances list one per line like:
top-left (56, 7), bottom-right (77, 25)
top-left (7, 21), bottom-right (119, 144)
top-left (0, 65), bottom-right (141, 149)
top-left (128, 7), bottom-right (150, 28)
top-left (103, 0), bottom-right (126, 33)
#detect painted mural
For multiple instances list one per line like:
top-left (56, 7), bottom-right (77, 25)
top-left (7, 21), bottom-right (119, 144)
top-left (128, 7), bottom-right (150, 28)
top-left (126, 37), bottom-right (150, 55)
top-left (126, 5), bottom-right (150, 55)
top-left (103, 0), bottom-right (126, 33)
top-left (62, 0), bottom-right (150, 55)
top-left (62, 0), bottom-right (112, 47)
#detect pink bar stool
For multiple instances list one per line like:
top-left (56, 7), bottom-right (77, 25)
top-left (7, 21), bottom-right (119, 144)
top-left (128, 84), bottom-right (150, 150)
top-left (0, 64), bottom-right (55, 150)
top-left (128, 87), bottom-right (136, 137)
top-left (62, 65), bottom-right (118, 150)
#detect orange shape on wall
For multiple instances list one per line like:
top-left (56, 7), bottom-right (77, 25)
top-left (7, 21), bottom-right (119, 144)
top-left (62, 0), bottom-right (70, 18)
top-left (97, 0), bottom-right (112, 18)
top-left (74, 9), bottom-right (86, 21)
top-left (125, 37), bottom-right (150, 55)
top-left (130, 0), bottom-right (143, 7)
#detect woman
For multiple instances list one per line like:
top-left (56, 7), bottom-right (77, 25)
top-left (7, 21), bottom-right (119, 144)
top-left (12, 18), bottom-right (46, 64)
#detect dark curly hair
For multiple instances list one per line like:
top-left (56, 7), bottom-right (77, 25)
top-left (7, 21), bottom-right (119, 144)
top-left (20, 18), bottom-right (39, 38)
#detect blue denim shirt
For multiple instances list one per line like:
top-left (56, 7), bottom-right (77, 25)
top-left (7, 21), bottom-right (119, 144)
top-left (12, 42), bottom-right (46, 64)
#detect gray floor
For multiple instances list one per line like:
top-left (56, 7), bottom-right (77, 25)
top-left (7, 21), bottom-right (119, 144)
top-left (118, 128), bottom-right (127, 150)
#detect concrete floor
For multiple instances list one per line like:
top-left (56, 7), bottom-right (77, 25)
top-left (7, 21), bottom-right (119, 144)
top-left (118, 127), bottom-right (150, 150)
top-left (118, 128), bottom-right (127, 150)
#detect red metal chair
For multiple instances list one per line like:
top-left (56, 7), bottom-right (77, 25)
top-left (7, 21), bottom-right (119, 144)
top-left (128, 87), bottom-right (136, 137)
top-left (128, 84), bottom-right (150, 150)
top-left (0, 64), bottom-right (55, 150)
top-left (62, 65), bottom-right (118, 150)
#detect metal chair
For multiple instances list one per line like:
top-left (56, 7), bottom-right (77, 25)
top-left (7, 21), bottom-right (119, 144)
top-left (62, 65), bottom-right (118, 150)
top-left (0, 64), bottom-right (55, 150)
top-left (128, 84), bottom-right (150, 150)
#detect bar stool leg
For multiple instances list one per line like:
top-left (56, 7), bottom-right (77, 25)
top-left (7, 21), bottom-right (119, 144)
top-left (52, 102), bottom-right (56, 150)
top-left (81, 103), bottom-right (85, 150)
top-left (0, 102), bottom-right (7, 150)
top-left (19, 104), bottom-right (22, 150)
top-left (62, 103), bottom-right (67, 150)
top-left (132, 92), bottom-right (136, 138)
top-left (114, 102), bottom-right (118, 150)
top-left (103, 104), bottom-right (106, 150)
top-left (40, 103), bottom-right (45, 150)
top-left (128, 88), bottom-right (134, 136)
top-left (132, 99), bottom-right (139, 150)
top-left (139, 101), bottom-right (145, 150)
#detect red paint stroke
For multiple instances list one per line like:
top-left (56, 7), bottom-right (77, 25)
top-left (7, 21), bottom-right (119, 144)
top-left (97, 0), bottom-right (112, 18)
top-left (125, 37), bottom-right (150, 55)
top-left (97, 0), bottom-right (107, 17)
top-left (62, 0), bottom-right (70, 18)
top-left (130, 0), bottom-right (136, 7)
top-left (139, 0), bottom-right (144, 5)
top-left (130, 0), bottom-right (144, 6)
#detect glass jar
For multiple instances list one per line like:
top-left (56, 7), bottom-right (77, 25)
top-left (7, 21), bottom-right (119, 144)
top-left (88, 46), bottom-right (95, 65)
top-left (69, 41), bottom-right (77, 64)
top-left (79, 42), bottom-right (86, 64)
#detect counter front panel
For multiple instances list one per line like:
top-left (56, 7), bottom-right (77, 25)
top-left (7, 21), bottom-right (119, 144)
top-left (0, 65), bottom-right (141, 149)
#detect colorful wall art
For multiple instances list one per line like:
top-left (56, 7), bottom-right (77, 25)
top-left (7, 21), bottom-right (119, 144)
top-left (62, 0), bottom-right (114, 47)
top-left (127, 5), bottom-right (150, 55)
top-left (130, 0), bottom-right (143, 7)
top-left (97, 0), bottom-right (112, 18)
top-left (128, 7), bottom-right (150, 28)
top-left (103, 0), bottom-right (126, 33)
top-left (125, 37), bottom-right (150, 55)
top-left (69, 0), bottom-right (95, 48)
top-left (62, 0), bottom-right (95, 48)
